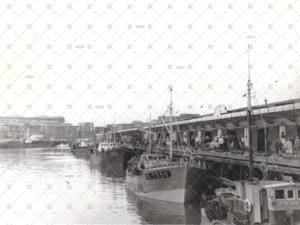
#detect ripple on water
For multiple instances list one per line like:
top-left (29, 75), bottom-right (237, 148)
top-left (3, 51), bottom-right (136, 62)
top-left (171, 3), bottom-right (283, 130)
top-left (0, 148), bottom-right (206, 224)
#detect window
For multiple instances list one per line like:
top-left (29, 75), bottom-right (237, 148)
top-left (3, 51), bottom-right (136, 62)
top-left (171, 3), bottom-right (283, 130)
top-left (275, 189), bottom-right (285, 200)
top-left (298, 190), bottom-right (300, 199)
top-left (287, 190), bottom-right (294, 199)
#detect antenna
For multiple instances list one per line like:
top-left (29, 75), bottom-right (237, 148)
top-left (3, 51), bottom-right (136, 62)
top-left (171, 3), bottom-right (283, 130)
top-left (247, 44), bottom-right (254, 182)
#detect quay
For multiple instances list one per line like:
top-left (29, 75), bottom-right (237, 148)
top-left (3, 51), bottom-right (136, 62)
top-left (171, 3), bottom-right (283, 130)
top-left (114, 98), bottom-right (300, 181)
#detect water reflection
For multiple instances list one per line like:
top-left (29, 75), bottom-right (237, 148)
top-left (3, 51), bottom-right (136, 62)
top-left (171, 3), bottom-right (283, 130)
top-left (90, 153), bottom-right (125, 178)
top-left (126, 191), bottom-right (203, 224)
top-left (0, 148), bottom-right (210, 224)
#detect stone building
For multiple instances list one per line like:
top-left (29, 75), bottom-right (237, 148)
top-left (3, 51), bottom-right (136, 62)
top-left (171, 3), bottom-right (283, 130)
top-left (0, 116), bottom-right (78, 141)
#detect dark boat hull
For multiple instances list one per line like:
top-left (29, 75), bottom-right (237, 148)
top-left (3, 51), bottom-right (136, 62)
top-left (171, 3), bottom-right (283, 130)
top-left (90, 147), bottom-right (139, 177)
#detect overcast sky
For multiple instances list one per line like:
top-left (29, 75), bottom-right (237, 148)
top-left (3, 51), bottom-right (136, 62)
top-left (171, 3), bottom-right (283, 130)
top-left (0, 0), bottom-right (299, 126)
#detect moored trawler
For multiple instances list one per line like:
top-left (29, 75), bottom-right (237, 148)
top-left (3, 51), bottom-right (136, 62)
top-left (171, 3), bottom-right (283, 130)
top-left (71, 138), bottom-right (93, 158)
top-left (90, 141), bottom-right (140, 177)
top-left (126, 85), bottom-right (203, 203)
top-left (126, 154), bottom-right (203, 203)
top-left (204, 179), bottom-right (300, 225)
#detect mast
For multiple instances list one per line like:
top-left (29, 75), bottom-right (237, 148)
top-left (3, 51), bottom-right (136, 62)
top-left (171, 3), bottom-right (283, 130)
top-left (264, 118), bottom-right (268, 179)
top-left (169, 85), bottom-right (173, 159)
top-left (91, 123), bottom-right (96, 150)
top-left (113, 113), bottom-right (116, 143)
top-left (148, 115), bottom-right (152, 154)
top-left (247, 44), bottom-right (254, 182)
top-left (28, 125), bottom-right (30, 140)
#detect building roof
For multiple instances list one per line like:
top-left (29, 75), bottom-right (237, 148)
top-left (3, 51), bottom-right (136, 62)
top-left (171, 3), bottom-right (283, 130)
top-left (0, 115), bottom-right (64, 120)
top-left (263, 182), bottom-right (296, 189)
top-left (0, 116), bottom-right (65, 125)
top-left (144, 98), bottom-right (300, 129)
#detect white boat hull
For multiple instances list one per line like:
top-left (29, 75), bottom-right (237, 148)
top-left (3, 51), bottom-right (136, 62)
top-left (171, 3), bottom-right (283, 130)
top-left (126, 164), bottom-right (203, 203)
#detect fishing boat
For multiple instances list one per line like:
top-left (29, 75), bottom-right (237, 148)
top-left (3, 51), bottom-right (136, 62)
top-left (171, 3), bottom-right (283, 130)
top-left (125, 86), bottom-right (203, 203)
top-left (89, 118), bottom-right (141, 172)
top-left (90, 137), bottom-right (139, 176)
top-left (96, 123), bottom-right (124, 153)
top-left (204, 179), bottom-right (300, 225)
top-left (71, 138), bottom-right (92, 158)
top-left (204, 49), bottom-right (300, 225)
top-left (126, 153), bottom-right (203, 203)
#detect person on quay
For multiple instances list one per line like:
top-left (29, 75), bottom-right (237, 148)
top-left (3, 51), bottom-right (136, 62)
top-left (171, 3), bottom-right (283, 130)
top-left (218, 135), bottom-right (225, 151)
top-left (240, 135), bottom-right (246, 151)
top-left (275, 139), bottom-right (284, 156)
top-left (284, 137), bottom-right (293, 155)
top-left (294, 136), bottom-right (300, 156)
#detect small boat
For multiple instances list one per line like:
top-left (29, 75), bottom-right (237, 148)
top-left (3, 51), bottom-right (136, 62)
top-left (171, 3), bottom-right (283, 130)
top-left (55, 143), bottom-right (71, 150)
top-left (24, 139), bottom-right (32, 144)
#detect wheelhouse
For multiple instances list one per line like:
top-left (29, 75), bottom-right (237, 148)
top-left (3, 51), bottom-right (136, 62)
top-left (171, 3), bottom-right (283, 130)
top-left (259, 182), bottom-right (300, 224)
top-left (265, 182), bottom-right (300, 208)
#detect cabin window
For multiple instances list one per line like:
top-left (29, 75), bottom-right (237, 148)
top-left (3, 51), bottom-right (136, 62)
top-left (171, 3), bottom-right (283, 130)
top-left (274, 189), bottom-right (285, 200)
top-left (287, 190), bottom-right (294, 199)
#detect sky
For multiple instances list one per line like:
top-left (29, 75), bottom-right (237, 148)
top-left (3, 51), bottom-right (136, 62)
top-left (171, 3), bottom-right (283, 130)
top-left (0, 0), bottom-right (299, 126)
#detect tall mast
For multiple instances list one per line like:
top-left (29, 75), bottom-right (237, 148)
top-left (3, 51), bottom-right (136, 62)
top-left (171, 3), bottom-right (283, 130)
top-left (148, 115), bottom-right (152, 154)
top-left (247, 44), bottom-right (254, 182)
top-left (169, 85), bottom-right (173, 159)
top-left (113, 113), bottom-right (116, 143)
top-left (28, 125), bottom-right (30, 139)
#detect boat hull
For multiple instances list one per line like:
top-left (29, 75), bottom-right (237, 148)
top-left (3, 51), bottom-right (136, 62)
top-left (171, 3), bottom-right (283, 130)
top-left (90, 147), bottom-right (138, 177)
top-left (126, 164), bottom-right (203, 203)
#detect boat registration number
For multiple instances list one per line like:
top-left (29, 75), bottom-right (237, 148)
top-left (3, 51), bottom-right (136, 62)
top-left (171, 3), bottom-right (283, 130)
top-left (144, 171), bottom-right (171, 180)
top-left (276, 201), bottom-right (300, 206)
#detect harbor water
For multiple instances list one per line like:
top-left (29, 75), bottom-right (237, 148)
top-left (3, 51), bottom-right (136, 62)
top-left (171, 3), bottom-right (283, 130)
top-left (0, 148), bottom-right (207, 224)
